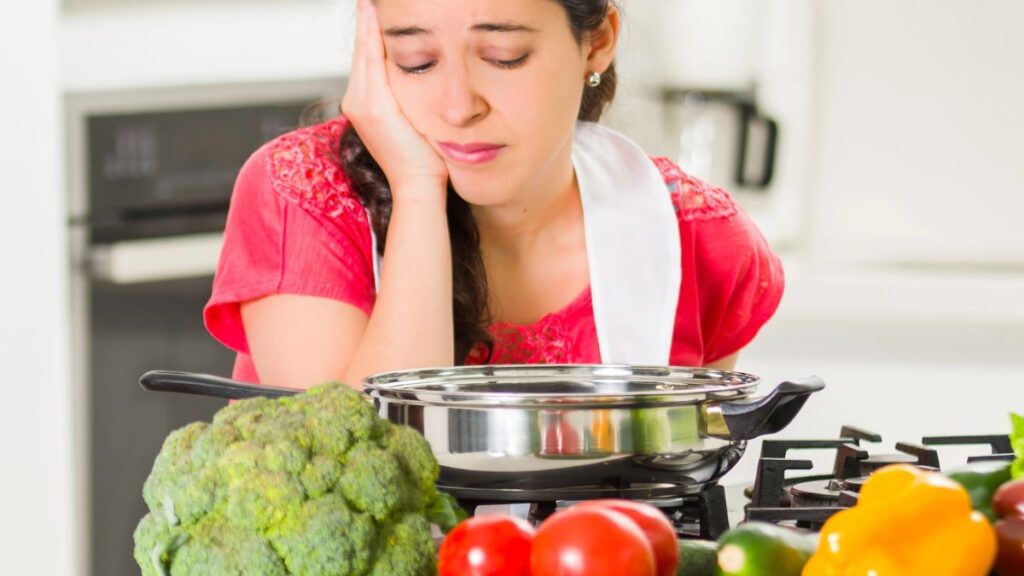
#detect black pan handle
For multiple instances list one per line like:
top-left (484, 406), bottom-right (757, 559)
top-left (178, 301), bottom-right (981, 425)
top-left (139, 370), bottom-right (300, 400)
top-left (704, 376), bottom-right (825, 441)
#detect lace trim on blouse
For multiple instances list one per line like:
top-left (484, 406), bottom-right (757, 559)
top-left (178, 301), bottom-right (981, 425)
top-left (266, 117), bottom-right (367, 224)
top-left (465, 316), bottom-right (573, 365)
top-left (651, 156), bottom-right (738, 222)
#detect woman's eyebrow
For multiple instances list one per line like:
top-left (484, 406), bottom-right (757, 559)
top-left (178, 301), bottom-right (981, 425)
top-left (472, 22), bottom-right (539, 34)
top-left (384, 22), bottom-right (539, 38)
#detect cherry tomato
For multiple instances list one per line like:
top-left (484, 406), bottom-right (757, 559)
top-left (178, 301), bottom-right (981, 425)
top-left (994, 479), bottom-right (1024, 520)
top-left (531, 507), bottom-right (656, 576)
top-left (438, 514), bottom-right (535, 576)
top-left (574, 500), bottom-right (679, 576)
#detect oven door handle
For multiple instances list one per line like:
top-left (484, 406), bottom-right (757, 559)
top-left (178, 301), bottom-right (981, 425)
top-left (87, 232), bottom-right (223, 284)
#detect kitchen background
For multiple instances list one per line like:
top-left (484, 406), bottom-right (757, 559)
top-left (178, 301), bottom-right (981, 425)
top-left (3, 0), bottom-right (1023, 574)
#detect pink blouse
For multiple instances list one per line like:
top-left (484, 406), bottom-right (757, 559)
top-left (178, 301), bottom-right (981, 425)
top-left (204, 117), bottom-right (784, 383)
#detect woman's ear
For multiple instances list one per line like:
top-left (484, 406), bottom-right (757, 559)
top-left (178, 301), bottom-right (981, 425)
top-left (585, 4), bottom-right (620, 75)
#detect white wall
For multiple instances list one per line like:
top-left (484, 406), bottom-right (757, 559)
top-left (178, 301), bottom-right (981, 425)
top-left (808, 0), bottom-right (1024, 266)
top-left (61, 0), bottom-right (353, 91)
top-left (0, 2), bottom-right (76, 574)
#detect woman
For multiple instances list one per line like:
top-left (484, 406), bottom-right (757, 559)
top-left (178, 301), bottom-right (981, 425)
top-left (204, 0), bottom-right (784, 389)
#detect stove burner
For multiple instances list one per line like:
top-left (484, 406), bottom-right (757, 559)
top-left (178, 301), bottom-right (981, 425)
top-left (842, 477), bottom-right (866, 493)
top-left (789, 477), bottom-right (869, 509)
top-left (789, 479), bottom-right (842, 507)
top-left (743, 425), bottom-right (1014, 531)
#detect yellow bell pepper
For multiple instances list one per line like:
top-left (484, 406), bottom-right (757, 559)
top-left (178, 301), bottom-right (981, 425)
top-left (802, 464), bottom-right (997, 576)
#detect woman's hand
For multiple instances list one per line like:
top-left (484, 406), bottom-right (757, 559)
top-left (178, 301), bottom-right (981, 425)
top-left (342, 0), bottom-right (449, 196)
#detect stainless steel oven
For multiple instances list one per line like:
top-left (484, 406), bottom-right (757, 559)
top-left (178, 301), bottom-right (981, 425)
top-left (65, 78), bottom-right (344, 576)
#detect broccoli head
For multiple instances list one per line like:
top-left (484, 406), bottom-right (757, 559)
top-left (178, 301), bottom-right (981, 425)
top-left (134, 381), bottom-right (463, 576)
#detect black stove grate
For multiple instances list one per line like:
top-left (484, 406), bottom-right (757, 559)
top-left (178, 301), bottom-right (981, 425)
top-left (744, 425), bottom-right (1014, 530)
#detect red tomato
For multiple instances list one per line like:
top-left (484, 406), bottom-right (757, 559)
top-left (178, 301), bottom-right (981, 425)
top-left (531, 507), bottom-right (656, 576)
top-left (994, 516), bottom-right (1024, 575)
top-left (438, 514), bottom-right (535, 576)
top-left (994, 479), bottom-right (1024, 520)
top-left (574, 500), bottom-right (679, 576)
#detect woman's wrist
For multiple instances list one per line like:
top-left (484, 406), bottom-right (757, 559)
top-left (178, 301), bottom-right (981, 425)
top-left (390, 179), bottom-right (449, 210)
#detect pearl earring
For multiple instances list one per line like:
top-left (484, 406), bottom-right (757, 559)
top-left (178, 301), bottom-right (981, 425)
top-left (587, 71), bottom-right (602, 88)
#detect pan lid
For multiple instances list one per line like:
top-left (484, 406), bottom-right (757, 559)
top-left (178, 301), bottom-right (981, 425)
top-left (362, 364), bottom-right (759, 408)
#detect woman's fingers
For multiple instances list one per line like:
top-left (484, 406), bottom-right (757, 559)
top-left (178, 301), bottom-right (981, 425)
top-left (349, 0), bottom-right (365, 88)
top-left (361, 1), bottom-right (387, 77)
top-left (343, 9), bottom-right (359, 113)
top-left (345, 0), bottom-right (391, 117)
top-left (340, 0), bottom-right (449, 192)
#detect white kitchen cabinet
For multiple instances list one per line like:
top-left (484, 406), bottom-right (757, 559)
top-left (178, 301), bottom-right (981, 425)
top-left (60, 0), bottom-right (353, 91)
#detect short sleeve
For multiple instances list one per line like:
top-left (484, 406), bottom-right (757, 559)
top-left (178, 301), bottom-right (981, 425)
top-left (688, 206), bottom-right (784, 364)
top-left (652, 158), bottom-right (785, 365)
top-left (203, 140), bottom-right (376, 356)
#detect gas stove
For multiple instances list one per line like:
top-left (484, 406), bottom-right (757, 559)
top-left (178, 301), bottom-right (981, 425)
top-left (447, 424), bottom-right (1014, 540)
top-left (743, 425), bottom-right (1015, 530)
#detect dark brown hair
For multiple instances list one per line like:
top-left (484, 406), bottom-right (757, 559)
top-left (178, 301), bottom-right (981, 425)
top-left (339, 0), bottom-right (618, 363)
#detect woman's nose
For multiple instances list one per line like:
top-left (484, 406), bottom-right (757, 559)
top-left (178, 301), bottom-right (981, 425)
top-left (439, 64), bottom-right (488, 127)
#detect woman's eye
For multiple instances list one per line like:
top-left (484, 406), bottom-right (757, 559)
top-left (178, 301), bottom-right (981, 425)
top-left (397, 54), bottom-right (530, 75)
top-left (492, 54), bottom-right (530, 69)
top-left (398, 62), bottom-right (436, 75)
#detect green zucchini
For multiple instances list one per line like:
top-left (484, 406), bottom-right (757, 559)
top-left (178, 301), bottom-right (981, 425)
top-left (676, 538), bottom-right (718, 576)
top-left (714, 522), bottom-right (818, 576)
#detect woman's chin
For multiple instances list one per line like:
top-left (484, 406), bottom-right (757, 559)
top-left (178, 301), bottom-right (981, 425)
top-left (448, 175), bottom-right (514, 207)
top-left (451, 188), bottom-right (511, 208)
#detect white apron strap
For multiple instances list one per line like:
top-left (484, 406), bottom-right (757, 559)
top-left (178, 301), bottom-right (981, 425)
top-left (572, 121), bottom-right (681, 365)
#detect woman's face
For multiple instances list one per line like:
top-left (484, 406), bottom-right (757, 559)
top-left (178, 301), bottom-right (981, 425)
top-left (375, 0), bottom-right (595, 206)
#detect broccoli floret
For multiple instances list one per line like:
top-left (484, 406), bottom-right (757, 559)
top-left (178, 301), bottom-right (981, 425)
top-left (268, 494), bottom-right (376, 576)
top-left (304, 382), bottom-right (383, 443)
top-left (425, 491), bottom-right (468, 534)
top-left (135, 381), bottom-right (443, 576)
top-left (225, 471), bottom-right (305, 531)
top-left (300, 456), bottom-right (342, 499)
top-left (190, 423), bottom-right (240, 469)
top-left (143, 423), bottom-right (219, 526)
top-left (262, 440), bottom-right (310, 475)
top-left (213, 396), bottom-right (286, 440)
top-left (253, 409), bottom-right (313, 452)
top-left (337, 444), bottom-right (408, 520)
top-left (171, 518), bottom-right (287, 576)
top-left (381, 422), bottom-right (441, 493)
top-left (368, 513), bottom-right (437, 576)
top-left (133, 512), bottom-right (186, 576)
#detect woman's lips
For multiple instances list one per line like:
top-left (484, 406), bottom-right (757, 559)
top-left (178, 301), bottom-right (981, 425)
top-left (438, 141), bottom-right (506, 165)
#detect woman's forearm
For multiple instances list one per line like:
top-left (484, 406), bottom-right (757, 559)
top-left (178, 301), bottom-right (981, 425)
top-left (342, 182), bottom-right (455, 387)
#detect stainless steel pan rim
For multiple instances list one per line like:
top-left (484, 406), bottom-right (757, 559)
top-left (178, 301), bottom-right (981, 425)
top-left (363, 364), bottom-right (760, 407)
top-left (138, 367), bottom-right (824, 497)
